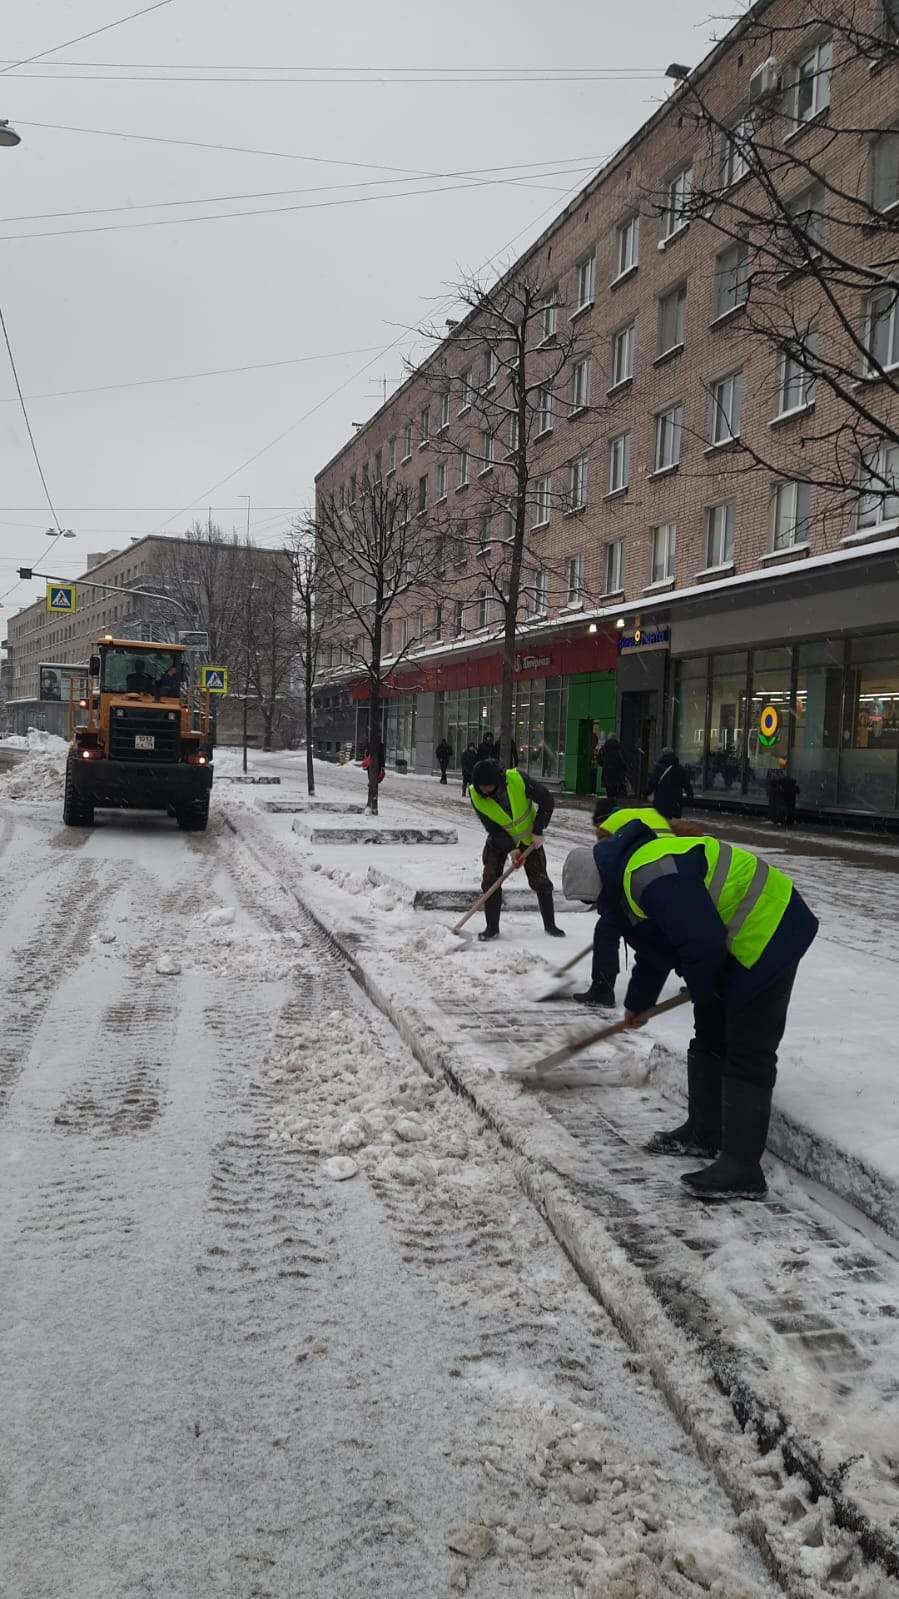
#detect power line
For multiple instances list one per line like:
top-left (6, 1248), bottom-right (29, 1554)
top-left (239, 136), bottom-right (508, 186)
top-left (0, 2), bottom-right (175, 76)
top-left (0, 304), bottom-right (62, 534)
top-left (0, 345), bottom-right (388, 402)
top-left (0, 58), bottom-right (657, 72)
top-left (0, 70), bottom-right (660, 84)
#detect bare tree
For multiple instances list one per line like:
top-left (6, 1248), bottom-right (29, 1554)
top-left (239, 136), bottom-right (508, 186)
top-left (150, 519), bottom-right (245, 659)
top-left (314, 476), bottom-right (439, 814)
top-left (287, 525), bottom-right (321, 795)
top-left (653, 3), bottom-right (898, 527)
top-left (420, 268), bottom-right (599, 760)
top-left (237, 549), bottom-right (299, 754)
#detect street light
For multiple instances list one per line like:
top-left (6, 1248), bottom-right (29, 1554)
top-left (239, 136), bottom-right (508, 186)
top-left (0, 120), bottom-right (21, 149)
top-left (46, 527), bottom-right (76, 538)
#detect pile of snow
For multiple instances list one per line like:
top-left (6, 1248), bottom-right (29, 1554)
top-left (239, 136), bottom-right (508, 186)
top-left (0, 737), bottom-right (68, 800)
top-left (2, 728), bottom-right (69, 754)
top-left (306, 858), bottom-right (401, 910)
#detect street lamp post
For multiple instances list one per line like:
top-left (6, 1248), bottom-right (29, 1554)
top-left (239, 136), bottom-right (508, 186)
top-left (0, 121), bottom-right (21, 149)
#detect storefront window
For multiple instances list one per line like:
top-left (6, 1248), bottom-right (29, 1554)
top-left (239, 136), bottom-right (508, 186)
top-left (793, 638), bottom-right (843, 807)
top-left (838, 634), bottom-right (899, 812)
top-left (746, 646), bottom-right (794, 799)
top-left (672, 657), bottom-right (707, 788)
top-left (438, 676), bottom-right (567, 780)
top-left (704, 652), bottom-right (747, 795)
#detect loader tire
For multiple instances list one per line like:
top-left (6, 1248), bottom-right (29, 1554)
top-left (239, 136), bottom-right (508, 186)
top-left (176, 794), bottom-right (209, 833)
top-left (62, 762), bottom-right (94, 827)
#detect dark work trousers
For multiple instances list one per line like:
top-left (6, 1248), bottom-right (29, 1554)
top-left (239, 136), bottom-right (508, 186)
top-left (481, 838), bottom-right (553, 930)
top-left (438, 762), bottom-right (449, 784)
top-left (691, 967), bottom-right (797, 1092)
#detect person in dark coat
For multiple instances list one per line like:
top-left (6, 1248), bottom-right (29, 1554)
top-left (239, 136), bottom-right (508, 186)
top-left (767, 758), bottom-right (799, 826)
top-left (644, 746), bottom-right (694, 820)
top-left (469, 759), bottom-right (565, 941)
top-left (564, 810), bottom-right (817, 1198)
top-left (460, 742), bottom-right (478, 796)
top-left (476, 730), bottom-right (498, 763)
top-left (596, 734), bottom-right (629, 799)
top-left (435, 737), bottom-right (453, 784)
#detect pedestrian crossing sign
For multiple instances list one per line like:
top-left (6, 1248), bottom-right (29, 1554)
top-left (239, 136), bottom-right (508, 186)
top-left (201, 666), bottom-right (228, 693)
top-left (46, 583), bottom-right (76, 614)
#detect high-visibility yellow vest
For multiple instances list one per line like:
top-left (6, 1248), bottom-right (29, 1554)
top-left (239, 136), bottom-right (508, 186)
top-left (598, 806), bottom-right (674, 838)
top-left (622, 834), bottom-right (793, 969)
top-left (469, 767), bottom-right (537, 845)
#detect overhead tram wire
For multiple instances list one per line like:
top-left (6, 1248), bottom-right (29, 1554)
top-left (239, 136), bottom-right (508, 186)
top-left (0, 304), bottom-right (66, 592)
top-left (0, 58), bottom-right (657, 73)
top-left (1, 70), bottom-right (661, 84)
top-left (0, 2), bottom-right (175, 76)
top-left (0, 345), bottom-right (388, 404)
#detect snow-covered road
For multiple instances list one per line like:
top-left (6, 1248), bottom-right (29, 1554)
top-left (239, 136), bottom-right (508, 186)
top-left (0, 783), bottom-right (789, 1599)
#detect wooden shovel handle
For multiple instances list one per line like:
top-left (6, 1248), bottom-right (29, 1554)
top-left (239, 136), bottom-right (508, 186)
top-left (524, 989), bottom-right (692, 1074)
top-left (452, 843), bottom-right (537, 934)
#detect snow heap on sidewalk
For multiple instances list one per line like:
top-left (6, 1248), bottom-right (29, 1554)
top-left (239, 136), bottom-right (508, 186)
top-left (0, 733), bottom-right (69, 800)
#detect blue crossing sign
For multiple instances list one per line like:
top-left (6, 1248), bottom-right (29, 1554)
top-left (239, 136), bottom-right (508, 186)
top-left (46, 583), bottom-right (76, 614)
top-left (200, 666), bottom-right (228, 693)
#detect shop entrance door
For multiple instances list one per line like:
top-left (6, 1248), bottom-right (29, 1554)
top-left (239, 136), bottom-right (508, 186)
top-left (619, 692), bottom-right (657, 797)
top-left (575, 718), bottom-right (601, 794)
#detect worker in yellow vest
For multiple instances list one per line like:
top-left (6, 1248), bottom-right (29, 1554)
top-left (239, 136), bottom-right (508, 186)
top-left (563, 808), bottom-right (818, 1198)
top-left (469, 759), bottom-right (565, 942)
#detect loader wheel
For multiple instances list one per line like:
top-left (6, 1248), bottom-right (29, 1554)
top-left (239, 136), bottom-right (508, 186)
top-left (62, 763), bottom-right (94, 827)
top-left (176, 795), bottom-right (209, 833)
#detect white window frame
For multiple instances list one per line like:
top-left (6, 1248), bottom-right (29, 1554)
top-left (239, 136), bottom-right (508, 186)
top-left (475, 591), bottom-right (490, 631)
top-left (480, 430), bottom-right (495, 473)
top-left (866, 288), bottom-right (899, 374)
top-left (402, 424), bottom-right (413, 461)
top-left (533, 473), bottom-right (551, 528)
top-left (794, 39), bottom-right (832, 127)
top-left (417, 608), bottom-right (425, 644)
top-left (435, 601), bottom-right (444, 641)
top-left (417, 474), bottom-right (428, 515)
top-left (615, 214), bottom-right (639, 278)
top-left (771, 480), bottom-right (811, 550)
top-left (534, 566), bottom-right (549, 614)
top-left (436, 460), bottom-right (448, 501)
top-left (420, 407), bottom-right (430, 446)
top-left (541, 290), bottom-right (558, 340)
top-left (568, 453), bottom-right (589, 511)
top-left (484, 348), bottom-right (498, 390)
top-left (603, 540), bottom-right (624, 595)
top-left (857, 442), bottom-right (899, 529)
top-left (709, 371), bottom-right (743, 445)
top-left (872, 129), bottom-right (899, 215)
top-left (537, 382), bottom-right (554, 435)
top-left (611, 323), bottom-right (634, 387)
top-left (575, 250), bottom-right (596, 313)
top-left (706, 500), bottom-right (736, 568)
top-left (570, 357), bottom-right (592, 412)
top-left (609, 432), bottom-right (630, 493)
top-left (440, 390), bottom-right (451, 431)
top-left (786, 181), bottom-right (825, 262)
top-left (349, 472), bottom-right (357, 503)
top-left (566, 553), bottom-right (585, 605)
top-left (776, 336), bottom-right (817, 416)
top-left (508, 411), bottom-right (520, 454)
top-left (659, 283), bottom-right (687, 354)
top-left (457, 447), bottom-right (470, 488)
top-left (663, 163), bottom-right (693, 239)
top-left (650, 521), bottom-right (677, 584)
top-left (458, 369), bottom-right (473, 414)
top-left (654, 404), bottom-right (683, 471)
top-left (722, 112), bottom-right (753, 187)
top-left (716, 242), bottom-right (749, 318)
top-left (453, 600), bottom-right (465, 638)
top-left (387, 436), bottom-right (397, 472)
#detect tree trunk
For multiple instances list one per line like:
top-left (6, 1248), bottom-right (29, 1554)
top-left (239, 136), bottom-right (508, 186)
top-left (242, 693), bottom-right (248, 774)
top-left (304, 652), bottom-right (315, 796)
top-left (367, 682), bottom-right (381, 817)
top-left (262, 707), bottom-right (273, 752)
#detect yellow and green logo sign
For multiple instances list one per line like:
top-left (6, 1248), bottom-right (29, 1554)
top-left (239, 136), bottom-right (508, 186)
top-left (758, 705), bottom-right (779, 747)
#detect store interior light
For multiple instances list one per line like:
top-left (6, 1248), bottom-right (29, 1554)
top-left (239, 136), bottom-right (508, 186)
top-left (615, 617), bottom-right (626, 629)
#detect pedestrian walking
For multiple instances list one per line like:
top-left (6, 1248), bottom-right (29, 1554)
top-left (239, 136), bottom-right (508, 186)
top-left (435, 737), bottom-right (453, 784)
top-left (460, 742), bottom-right (478, 796)
top-left (644, 746), bottom-right (694, 820)
top-left (562, 808), bottom-right (818, 1198)
top-left (597, 733), bottom-right (630, 800)
top-left (476, 730), bottom-right (499, 763)
top-left (767, 758), bottom-right (799, 827)
top-left (469, 759), bottom-right (565, 942)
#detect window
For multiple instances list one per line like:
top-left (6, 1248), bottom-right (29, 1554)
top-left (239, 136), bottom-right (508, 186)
top-left (616, 214), bottom-right (639, 278)
top-left (654, 404), bottom-right (683, 471)
top-left (349, 472), bottom-right (357, 502)
top-left (436, 460), bottom-right (448, 501)
top-left (603, 540), bottom-right (623, 594)
top-left (475, 591), bottom-right (490, 630)
top-left (570, 357), bottom-right (591, 412)
top-left (440, 390), bottom-right (451, 431)
top-left (575, 250), bottom-right (596, 312)
top-left (722, 112), bottom-right (753, 187)
top-left (454, 600), bottom-right (465, 638)
top-left (709, 371), bottom-right (743, 445)
top-left (508, 411), bottom-right (520, 453)
top-left (568, 453), bottom-right (588, 510)
top-left (457, 447), bottom-right (470, 487)
top-left (418, 474), bottom-right (428, 514)
top-left (715, 242), bottom-right (749, 318)
top-left (537, 382), bottom-right (554, 434)
top-left (459, 369), bottom-right (473, 413)
top-left (858, 442), bottom-right (899, 529)
top-left (481, 430), bottom-right (495, 472)
top-left (867, 288), bottom-right (899, 372)
top-left (454, 533), bottom-right (468, 568)
top-left (384, 621), bottom-right (393, 656)
top-left (534, 567), bottom-right (549, 613)
top-left (567, 553), bottom-right (585, 604)
top-left (420, 407), bottom-right (430, 446)
top-left (484, 348), bottom-right (498, 389)
top-left (374, 449), bottom-right (382, 481)
top-left (611, 323), bottom-right (634, 386)
top-left (402, 424), bottom-right (413, 460)
top-left (786, 182), bottom-right (824, 262)
top-left (417, 609), bottom-right (425, 644)
top-left (771, 480), bottom-right (811, 550)
top-left (387, 436), bottom-right (397, 472)
top-left (659, 283), bottom-right (687, 354)
top-left (435, 601), bottom-right (444, 640)
top-left (541, 290), bottom-right (558, 340)
top-left (884, 0), bottom-right (899, 42)
top-left (436, 535), bottom-right (447, 576)
top-left (534, 473), bottom-right (551, 527)
top-left (398, 618), bottom-right (408, 651)
top-left (706, 500), bottom-right (736, 567)
top-left (663, 163), bottom-right (693, 238)
top-left (776, 335), bottom-right (817, 415)
top-left (794, 39), bottom-right (831, 126)
top-left (651, 521), bottom-right (677, 584)
top-left (478, 513), bottom-right (491, 553)
top-left (609, 432), bottom-right (630, 493)
top-left (872, 130), bottom-right (899, 214)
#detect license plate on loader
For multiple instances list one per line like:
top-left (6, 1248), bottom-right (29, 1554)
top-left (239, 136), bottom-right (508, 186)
top-left (135, 734), bottom-right (155, 750)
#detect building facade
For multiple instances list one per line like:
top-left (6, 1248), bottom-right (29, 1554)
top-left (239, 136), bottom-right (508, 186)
top-left (314, 0), bottom-right (899, 815)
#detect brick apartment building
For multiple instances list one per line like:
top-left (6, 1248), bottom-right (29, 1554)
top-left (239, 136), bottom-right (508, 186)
top-left (3, 534), bottom-right (295, 745)
top-left (314, 0), bottom-right (899, 817)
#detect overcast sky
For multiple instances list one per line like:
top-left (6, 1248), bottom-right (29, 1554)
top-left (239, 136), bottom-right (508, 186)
top-left (0, 0), bottom-right (727, 615)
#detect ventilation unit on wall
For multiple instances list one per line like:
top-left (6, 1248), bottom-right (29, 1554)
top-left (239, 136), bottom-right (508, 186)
top-left (748, 57), bottom-right (780, 102)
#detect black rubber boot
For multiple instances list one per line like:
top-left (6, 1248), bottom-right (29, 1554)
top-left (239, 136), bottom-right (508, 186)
top-left (478, 927), bottom-right (500, 941)
top-left (573, 979), bottom-right (616, 1007)
top-left (646, 1047), bottom-right (722, 1158)
top-left (681, 1077), bottom-right (772, 1198)
top-left (479, 890), bottom-right (502, 942)
top-left (537, 887), bottom-right (566, 937)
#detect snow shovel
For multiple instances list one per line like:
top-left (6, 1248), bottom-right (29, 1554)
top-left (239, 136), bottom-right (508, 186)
top-left (536, 940), bottom-right (593, 1001)
top-left (451, 844), bottom-right (537, 936)
top-left (511, 990), bottom-right (692, 1082)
